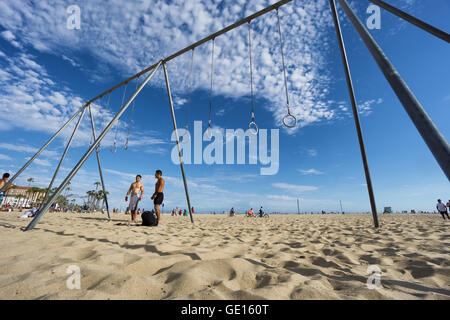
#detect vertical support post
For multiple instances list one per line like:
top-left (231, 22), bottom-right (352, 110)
top-left (0, 105), bottom-right (86, 193)
top-left (39, 105), bottom-right (88, 211)
top-left (162, 62), bottom-right (194, 224)
top-left (88, 103), bottom-right (111, 220)
top-left (368, 0), bottom-right (450, 43)
top-left (24, 62), bottom-right (162, 231)
top-left (330, 0), bottom-right (380, 228)
top-left (297, 198), bottom-right (300, 214)
top-left (338, 0), bottom-right (450, 181)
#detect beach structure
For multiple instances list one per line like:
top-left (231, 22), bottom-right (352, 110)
top-left (0, 0), bottom-right (448, 231)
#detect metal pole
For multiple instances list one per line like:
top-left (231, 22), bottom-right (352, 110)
top-left (0, 105), bottom-right (86, 193)
top-left (330, 0), bottom-right (380, 228)
top-left (88, 103), bottom-right (111, 220)
top-left (162, 62), bottom-right (194, 224)
top-left (297, 198), bottom-right (300, 214)
top-left (340, 200), bottom-right (343, 214)
top-left (25, 62), bottom-right (162, 231)
top-left (38, 105), bottom-right (88, 211)
top-left (84, 0), bottom-right (293, 107)
top-left (368, 0), bottom-right (450, 43)
top-left (338, 0), bottom-right (450, 181)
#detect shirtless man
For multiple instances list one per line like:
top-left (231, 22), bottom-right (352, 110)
top-left (125, 175), bottom-right (144, 223)
top-left (151, 170), bottom-right (165, 224)
top-left (0, 173), bottom-right (13, 205)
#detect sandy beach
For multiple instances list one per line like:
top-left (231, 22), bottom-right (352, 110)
top-left (0, 211), bottom-right (448, 300)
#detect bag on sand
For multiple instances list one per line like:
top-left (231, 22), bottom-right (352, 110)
top-left (142, 211), bottom-right (158, 226)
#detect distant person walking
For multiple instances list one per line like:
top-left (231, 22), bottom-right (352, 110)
top-left (436, 199), bottom-right (449, 220)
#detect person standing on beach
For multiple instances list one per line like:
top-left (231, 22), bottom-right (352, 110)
top-left (0, 173), bottom-right (13, 205)
top-left (151, 170), bottom-right (165, 224)
top-left (446, 200), bottom-right (450, 213)
top-left (436, 199), bottom-right (449, 220)
top-left (125, 175), bottom-right (144, 223)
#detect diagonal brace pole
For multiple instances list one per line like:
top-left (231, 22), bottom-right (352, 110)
top-left (39, 105), bottom-right (88, 211)
top-left (368, 0), bottom-right (450, 43)
top-left (25, 62), bottom-right (162, 231)
top-left (88, 103), bottom-right (111, 220)
top-left (338, 0), bottom-right (450, 181)
top-left (330, 0), bottom-right (379, 228)
top-left (162, 62), bottom-right (194, 224)
top-left (0, 105), bottom-right (86, 193)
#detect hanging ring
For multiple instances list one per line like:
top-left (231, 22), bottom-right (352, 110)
top-left (206, 125), bottom-right (213, 139)
top-left (248, 121), bottom-right (258, 135)
top-left (282, 110), bottom-right (297, 128)
top-left (180, 128), bottom-right (190, 145)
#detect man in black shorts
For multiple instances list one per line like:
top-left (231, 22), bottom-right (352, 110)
top-left (151, 170), bottom-right (165, 224)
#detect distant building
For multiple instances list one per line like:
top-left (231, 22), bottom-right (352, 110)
top-left (1, 186), bottom-right (45, 208)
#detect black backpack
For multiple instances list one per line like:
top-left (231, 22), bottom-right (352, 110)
top-left (142, 211), bottom-right (158, 226)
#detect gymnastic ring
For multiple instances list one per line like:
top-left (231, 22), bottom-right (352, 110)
top-left (180, 132), bottom-right (190, 144)
top-left (248, 121), bottom-right (258, 135)
top-left (205, 126), bottom-right (213, 139)
top-left (282, 113), bottom-right (297, 128)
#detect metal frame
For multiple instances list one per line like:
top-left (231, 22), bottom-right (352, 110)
top-left (330, 0), bottom-right (379, 228)
top-left (0, 104), bottom-right (86, 193)
top-left (336, 0), bottom-right (450, 181)
top-left (25, 62), bottom-right (162, 230)
top-left (38, 105), bottom-right (88, 211)
top-left (368, 0), bottom-right (450, 43)
top-left (88, 103), bottom-right (111, 220)
top-left (6, 0), bottom-right (445, 231)
top-left (163, 62), bottom-right (194, 223)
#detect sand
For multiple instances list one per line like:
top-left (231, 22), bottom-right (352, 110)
top-left (0, 211), bottom-right (448, 300)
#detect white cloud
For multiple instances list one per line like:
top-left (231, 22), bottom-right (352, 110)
top-left (272, 182), bottom-right (318, 193)
top-left (299, 168), bottom-right (324, 175)
top-left (0, 154), bottom-right (13, 161)
top-left (0, 0), bottom-right (340, 131)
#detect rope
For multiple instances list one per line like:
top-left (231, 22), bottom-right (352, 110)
top-left (125, 76), bottom-right (140, 150)
top-left (186, 48), bottom-right (194, 131)
top-left (276, 8), bottom-right (290, 113)
top-left (208, 38), bottom-right (215, 138)
top-left (248, 21), bottom-right (258, 135)
top-left (111, 82), bottom-right (128, 153)
top-left (276, 8), bottom-right (297, 128)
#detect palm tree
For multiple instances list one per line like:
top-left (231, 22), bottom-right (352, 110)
top-left (27, 178), bottom-right (34, 187)
top-left (94, 181), bottom-right (101, 190)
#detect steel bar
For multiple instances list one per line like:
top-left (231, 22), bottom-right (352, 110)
top-left (85, 0), bottom-right (293, 106)
top-left (88, 103), bottom-right (111, 220)
top-left (38, 105), bottom-right (88, 211)
top-left (330, 0), bottom-right (380, 228)
top-left (25, 61), bottom-right (162, 231)
top-left (0, 104), bottom-right (86, 193)
top-left (368, 0), bottom-right (450, 43)
top-left (338, 0), bottom-right (450, 181)
top-left (162, 62), bottom-right (194, 224)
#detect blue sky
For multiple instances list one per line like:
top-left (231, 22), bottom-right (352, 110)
top-left (0, 0), bottom-right (448, 213)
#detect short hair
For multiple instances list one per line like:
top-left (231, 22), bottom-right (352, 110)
top-left (156, 170), bottom-right (162, 175)
top-left (136, 175), bottom-right (142, 179)
top-left (2, 173), bottom-right (10, 179)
